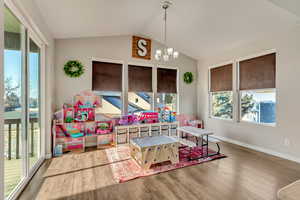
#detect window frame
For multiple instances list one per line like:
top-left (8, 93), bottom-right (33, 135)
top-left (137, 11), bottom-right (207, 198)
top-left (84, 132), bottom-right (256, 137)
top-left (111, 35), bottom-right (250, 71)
top-left (91, 57), bottom-right (125, 115)
top-left (238, 88), bottom-right (276, 127)
top-left (127, 62), bottom-right (155, 113)
top-left (91, 61), bottom-right (179, 115)
top-left (156, 64), bottom-right (179, 113)
top-left (208, 61), bottom-right (234, 121)
top-left (209, 91), bottom-right (234, 121)
top-left (237, 50), bottom-right (277, 127)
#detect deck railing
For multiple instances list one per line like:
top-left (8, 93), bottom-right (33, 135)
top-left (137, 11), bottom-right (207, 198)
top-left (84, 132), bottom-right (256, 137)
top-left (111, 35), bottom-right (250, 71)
top-left (4, 118), bottom-right (38, 160)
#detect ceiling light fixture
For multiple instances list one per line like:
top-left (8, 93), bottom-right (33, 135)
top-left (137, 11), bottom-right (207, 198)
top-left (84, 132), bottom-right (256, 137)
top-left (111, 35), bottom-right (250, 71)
top-left (155, 0), bottom-right (179, 62)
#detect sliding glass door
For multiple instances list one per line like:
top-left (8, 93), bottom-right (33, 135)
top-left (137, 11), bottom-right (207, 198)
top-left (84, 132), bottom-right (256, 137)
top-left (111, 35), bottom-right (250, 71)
top-left (4, 7), bottom-right (25, 198)
top-left (3, 6), bottom-right (44, 199)
top-left (28, 38), bottom-right (41, 171)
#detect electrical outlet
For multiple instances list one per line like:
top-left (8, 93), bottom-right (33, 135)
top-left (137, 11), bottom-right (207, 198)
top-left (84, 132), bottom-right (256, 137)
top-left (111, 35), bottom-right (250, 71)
top-left (284, 138), bottom-right (290, 146)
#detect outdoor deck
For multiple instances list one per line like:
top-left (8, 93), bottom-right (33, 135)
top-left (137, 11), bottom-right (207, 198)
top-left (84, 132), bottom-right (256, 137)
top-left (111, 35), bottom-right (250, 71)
top-left (4, 118), bottom-right (39, 197)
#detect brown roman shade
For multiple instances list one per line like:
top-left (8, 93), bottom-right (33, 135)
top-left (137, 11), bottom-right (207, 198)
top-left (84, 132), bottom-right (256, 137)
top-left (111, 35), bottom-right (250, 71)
top-left (157, 68), bottom-right (177, 93)
top-left (239, 53), bottom-right (276, 90)
top-left (210, 64), bottom-right (233, 92)
top-left (128, 65), bottom-right (152, 92)
top-left (92, 61), bottom-right (122, 91)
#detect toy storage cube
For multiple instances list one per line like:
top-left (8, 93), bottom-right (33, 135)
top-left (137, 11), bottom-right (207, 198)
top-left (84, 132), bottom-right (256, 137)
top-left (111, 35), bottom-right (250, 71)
top-left (140, 126), bottom-right (150, 137)
top-left (151, 131), bottom-right (160, 136)
top-left (130, 136), bottom-right (179, 170)
top-left (151, 125), bottom-right (160, 136)
top-left (117, 128), bottom-right (128, 144)
top-left (161, 130), bottom-right (169, 136)
top-left (170, 124), bottom-right (178, 137)
top-left (170, 129), bottom-right (177, 137)
top-left (129, 127), bottom-right (139, 139)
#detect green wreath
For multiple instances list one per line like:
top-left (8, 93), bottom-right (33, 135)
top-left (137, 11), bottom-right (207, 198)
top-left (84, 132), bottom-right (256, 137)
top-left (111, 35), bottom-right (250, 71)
top-left (183, 72), bottom-right (194, 84)
top-left (64, 60), bottom-right (84, 78)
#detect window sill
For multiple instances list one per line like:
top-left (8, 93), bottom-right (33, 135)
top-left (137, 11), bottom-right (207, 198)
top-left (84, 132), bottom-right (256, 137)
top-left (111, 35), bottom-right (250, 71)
top-left (209, 116), bottom-right (234, 122)
top-left (239, 120), bottom-right (276, 128)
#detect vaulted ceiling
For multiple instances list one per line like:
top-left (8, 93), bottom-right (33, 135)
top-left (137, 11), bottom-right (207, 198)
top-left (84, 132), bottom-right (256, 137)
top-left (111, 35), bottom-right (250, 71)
top-left (34, 0), bottom-right (300, 59)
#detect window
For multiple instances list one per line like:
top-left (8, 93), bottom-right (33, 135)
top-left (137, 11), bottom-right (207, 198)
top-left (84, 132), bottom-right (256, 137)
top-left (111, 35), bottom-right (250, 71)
top-left (156, 93), bottom-right (177, 112)
top-left (92, 61), bottom-right (123, 119)
top-left (240, 90), bottom-right (276, 125)
top-left (156, 68), bottom-right (178, 112)
top-left (94, 91), bottom-right (122, 119)
top-left (209, 64), bottom-right (233, 120)
top-left (211, 91), bottom-right (233, 120)
top-left (92, 61), bottom-right (122, 92)
top-left (128, 92), bottom-right (153, 114)
top-left (128, 65), bottom-right (153, 114)
top-left (239, 53), bottom-right (276, 125)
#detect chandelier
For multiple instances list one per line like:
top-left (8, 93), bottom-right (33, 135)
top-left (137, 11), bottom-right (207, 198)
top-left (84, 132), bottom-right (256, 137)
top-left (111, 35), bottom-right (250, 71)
top-left (155, 1), bottom-right (179, 62)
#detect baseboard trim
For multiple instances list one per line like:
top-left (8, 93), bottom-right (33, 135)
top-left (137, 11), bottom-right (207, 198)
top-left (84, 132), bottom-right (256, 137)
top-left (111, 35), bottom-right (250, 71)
top-left (45, 153), bottom-right (52, 159)
top-left (214, 135), bottom-right (300, 164)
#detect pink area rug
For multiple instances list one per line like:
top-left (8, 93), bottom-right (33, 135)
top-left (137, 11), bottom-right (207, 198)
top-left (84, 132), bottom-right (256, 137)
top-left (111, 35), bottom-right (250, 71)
top-left (106, 145), bottom-right (226, 183)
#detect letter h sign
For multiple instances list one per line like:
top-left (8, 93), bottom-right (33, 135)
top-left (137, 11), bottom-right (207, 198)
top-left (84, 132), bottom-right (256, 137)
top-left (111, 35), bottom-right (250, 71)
top-left (132, 36), bottom-right (152, 60)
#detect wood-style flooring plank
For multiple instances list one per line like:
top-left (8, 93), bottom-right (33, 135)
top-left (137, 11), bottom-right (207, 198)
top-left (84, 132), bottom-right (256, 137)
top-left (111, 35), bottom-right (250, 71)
top-left (18, 142), bottom-right (300, 200)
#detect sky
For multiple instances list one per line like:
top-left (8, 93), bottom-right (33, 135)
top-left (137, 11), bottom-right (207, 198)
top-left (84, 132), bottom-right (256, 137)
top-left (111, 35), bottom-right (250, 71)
top-left (4, 49), bottom-right (39, 99)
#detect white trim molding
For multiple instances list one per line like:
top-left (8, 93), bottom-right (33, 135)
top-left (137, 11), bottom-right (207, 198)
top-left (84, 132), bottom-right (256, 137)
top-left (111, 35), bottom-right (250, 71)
top-left (214, 135), bottom-right (300, 164)
top-left (0, 1), bottom-right (5, 199)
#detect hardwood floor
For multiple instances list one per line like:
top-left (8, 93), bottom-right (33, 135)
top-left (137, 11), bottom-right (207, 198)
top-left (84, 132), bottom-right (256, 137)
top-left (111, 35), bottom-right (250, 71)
top-left (17, 142), bottom-right (300, 200)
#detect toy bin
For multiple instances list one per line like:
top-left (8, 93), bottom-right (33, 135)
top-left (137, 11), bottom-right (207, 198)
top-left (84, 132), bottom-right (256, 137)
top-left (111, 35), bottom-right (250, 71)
top-left (129, 127), bottom-right (139, 140)
top-left (116, 128), bottom-right (128, 144)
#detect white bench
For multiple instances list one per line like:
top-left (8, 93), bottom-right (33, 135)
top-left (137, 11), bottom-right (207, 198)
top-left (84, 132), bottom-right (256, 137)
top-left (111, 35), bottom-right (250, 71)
top-left (175, 127), bottom-right (222, 159)
top-left (173, 137), bottom-right (197, 147)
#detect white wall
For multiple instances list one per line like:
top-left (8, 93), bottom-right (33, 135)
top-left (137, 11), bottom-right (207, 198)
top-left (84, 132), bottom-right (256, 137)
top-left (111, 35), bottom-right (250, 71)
top-left (54, 35), bottom-right (198, 115)
top-left (198, 27), bottom-right (300, 162)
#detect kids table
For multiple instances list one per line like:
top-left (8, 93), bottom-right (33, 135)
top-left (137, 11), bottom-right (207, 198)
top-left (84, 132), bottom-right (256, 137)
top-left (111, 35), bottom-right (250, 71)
top-left (177, 126), bottom-right (214, 160)
top-left (130, 136), bottom-right (179, 170)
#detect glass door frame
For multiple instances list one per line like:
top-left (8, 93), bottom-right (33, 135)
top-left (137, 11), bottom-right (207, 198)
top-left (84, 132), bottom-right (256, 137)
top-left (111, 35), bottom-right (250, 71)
top-left (2, 1), bottom-right (47, 199)
top-left (26, 30), bottom-right (46, 177)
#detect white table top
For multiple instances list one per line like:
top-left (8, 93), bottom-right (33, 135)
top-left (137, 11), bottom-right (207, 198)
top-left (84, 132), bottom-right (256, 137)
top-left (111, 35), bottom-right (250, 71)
top-left (131, 136), bottom-right (178, 148)
top-left (177, 126), bottom-right (214, 137)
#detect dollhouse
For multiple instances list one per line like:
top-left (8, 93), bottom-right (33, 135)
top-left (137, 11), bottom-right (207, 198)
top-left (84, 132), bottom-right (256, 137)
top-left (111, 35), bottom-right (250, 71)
top-left (53, 91), bottom-right (115, 155)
